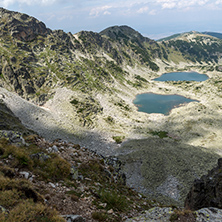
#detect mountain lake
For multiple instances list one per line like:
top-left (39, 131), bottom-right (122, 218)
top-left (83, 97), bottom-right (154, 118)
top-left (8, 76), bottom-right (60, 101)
top-left (133, 72), bottom-right (207, 115)
top-left (133, 93), bottom-right (198, 115)
top-left (153, 71), bottom-right (209, 81)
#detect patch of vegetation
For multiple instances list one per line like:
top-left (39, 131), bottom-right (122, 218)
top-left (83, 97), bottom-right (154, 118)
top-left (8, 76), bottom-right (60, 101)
top-left (0, 139), bottom-right (34, 169)
top-left (149, 131), bottom-right (168, 139)
top-left (70, 98), bottom-right (79, 105)
top-left (135, 75), bottom-right (148, 82)
top-left (216, 66), bottom-right (222, 72)
top-left (78, 159), bottom-right (106, 182)
top-left (112, 136), bottom-right (125, 144)
top-left (98, 189), bottom-right (128, 212)
top-left (169, 208), bottom-right (196, 222)
top-left (65, 190), bottom-right (82, 201)
top-left (92, 211), bottom-right (109, 222)
top-left (0, 138), bottom-right (71, 181)
top-left (0, 173), bottom-right (64, 221)
top-left (114, 102), bottom-right (130, 111)
top-left (70, 97), bottom-right (103, 127)
top-left (0, 199), bottom-right (65, 222)
top-left (105, 116), bottom-right (115, 124)
top-left (34, 154), bottom-right (71, 181)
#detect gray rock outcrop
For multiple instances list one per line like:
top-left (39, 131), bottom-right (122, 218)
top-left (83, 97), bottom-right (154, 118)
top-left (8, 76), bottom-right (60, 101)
top-left (185, 158), bottom-right (222, 211)
top-left (0, 7), bottom-right (51, 41)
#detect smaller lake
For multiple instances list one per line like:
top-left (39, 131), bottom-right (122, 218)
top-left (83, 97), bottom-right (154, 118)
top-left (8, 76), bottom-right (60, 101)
top-left (153, 71), bottom-right (209, 82)
top-left (133, 93), bottom-right (198, 115)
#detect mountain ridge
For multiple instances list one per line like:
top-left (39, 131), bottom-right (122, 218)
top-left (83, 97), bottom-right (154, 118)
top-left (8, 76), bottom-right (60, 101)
top-left (157, 30), bottom-right (222, 41)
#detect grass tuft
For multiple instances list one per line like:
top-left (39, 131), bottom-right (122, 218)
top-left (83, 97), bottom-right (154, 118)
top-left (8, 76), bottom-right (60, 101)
top-left (0, 200), bottom-right (65, 222)
top-left (98, 189), bottom-right (128, 212)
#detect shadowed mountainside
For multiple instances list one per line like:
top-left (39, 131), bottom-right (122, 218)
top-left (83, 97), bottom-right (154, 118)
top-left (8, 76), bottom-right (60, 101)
top-left (117, 138), bottom-right (220, 206)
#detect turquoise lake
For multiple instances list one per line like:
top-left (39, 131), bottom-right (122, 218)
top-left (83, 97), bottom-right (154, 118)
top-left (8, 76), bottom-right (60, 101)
top-left (133, 93), bottom-right (198, 115)
top-left (153, 71), bottom-right (209, 82)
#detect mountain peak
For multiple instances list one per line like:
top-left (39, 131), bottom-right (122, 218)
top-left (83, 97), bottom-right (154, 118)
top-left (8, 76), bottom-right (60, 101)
top-left (0, 7), bottom-right (51, 41)
top-left (100, 25), bottom-right (145, 41)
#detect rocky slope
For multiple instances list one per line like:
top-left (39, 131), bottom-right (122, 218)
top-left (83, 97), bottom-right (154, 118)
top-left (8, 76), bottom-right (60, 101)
top-left (1, 7), bottom-right (222, 208)
top-left (0, 104), bottom-right (157, 221)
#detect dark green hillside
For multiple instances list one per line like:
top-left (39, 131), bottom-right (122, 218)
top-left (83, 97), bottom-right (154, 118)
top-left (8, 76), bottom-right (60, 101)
top-left (157, 33), bottom-right (181, 42)
top-left (157, 31), bottom-right (201, 42)
top-left (202, 31), bottom-right (222, 39)
top-left (163, 35), bottom-right (222, 63)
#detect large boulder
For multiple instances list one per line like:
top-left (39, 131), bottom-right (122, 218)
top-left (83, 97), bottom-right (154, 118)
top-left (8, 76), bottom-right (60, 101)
top-left (185, 158), bottom-right (222, 210)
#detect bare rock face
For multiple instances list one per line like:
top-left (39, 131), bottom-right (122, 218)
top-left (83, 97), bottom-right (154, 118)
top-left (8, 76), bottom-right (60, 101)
top-left (185, 158), bottom-right (222, 210)
top-left (0, 7), bottom-right (51, 41)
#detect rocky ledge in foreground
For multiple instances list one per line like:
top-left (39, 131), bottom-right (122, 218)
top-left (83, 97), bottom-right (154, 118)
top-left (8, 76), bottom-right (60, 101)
top-left (0, 131), bottom-right (158, 222)
top-left (127, 158), bottom-right (222, 222)
top-left (126, 207), bottom-right (222, 222)
top-left (185, 158), bottom-right (222, 211)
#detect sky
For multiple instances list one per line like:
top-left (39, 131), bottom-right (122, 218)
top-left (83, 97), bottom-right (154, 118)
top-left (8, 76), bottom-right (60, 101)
top-left (1, 0), bottom-right (222, 40)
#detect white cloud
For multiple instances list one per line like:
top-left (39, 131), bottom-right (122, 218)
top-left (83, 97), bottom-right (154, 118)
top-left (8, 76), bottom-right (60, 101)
top-left (88, 2), bottom-right (154, 17)
top-left (0, 0), bottom-right (14, 7)
top-left (137, 6), bottom-right (149, 14)
top-left (89, 5), bottom-right (112, 17)
top-left (0, 0), bottom-right (58, 7)
top-left (104, 11), bottom-right (111, 15)
top-left (156, 0), bottom-right (210, 10)
top-left (162, 2), bottom-right (176, 9)
top-left (1, 0), bottom-right (218, 19)
top-left (149, 9), bottom-right (156, 15)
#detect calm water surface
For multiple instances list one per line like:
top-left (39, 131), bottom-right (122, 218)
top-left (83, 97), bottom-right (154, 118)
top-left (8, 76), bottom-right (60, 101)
top-left (153, 71), bottom-right (209, 82)
top-left (133, 93), bottom-right (198, 115)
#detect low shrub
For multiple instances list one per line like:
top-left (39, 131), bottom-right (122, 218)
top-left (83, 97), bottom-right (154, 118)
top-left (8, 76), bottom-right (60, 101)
top-left (0, 189), bottom-right (21, 208)
top-left (149, 131), bottom-right (168, 139)
top-left (0, 173), bottom-right (64, 222)
top-left (0, 200), bottom-right (65, 222)
top-left (92, 211), bottom-right (109, 221)
top-left (0, 139), bottom-right (33, 169)
top-left (98, 189), bottom-right (128, 212)
top-left (112, 136), bottom-right (125, 144)
top-left (169, 209), bottom-right (196, 222)
top-left (33, 154), bottom-right (71, 181)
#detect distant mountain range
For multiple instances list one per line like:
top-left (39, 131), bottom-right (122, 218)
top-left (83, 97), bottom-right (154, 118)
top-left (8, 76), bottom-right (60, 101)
top-left (158, 31), bottom-right (222, 41)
